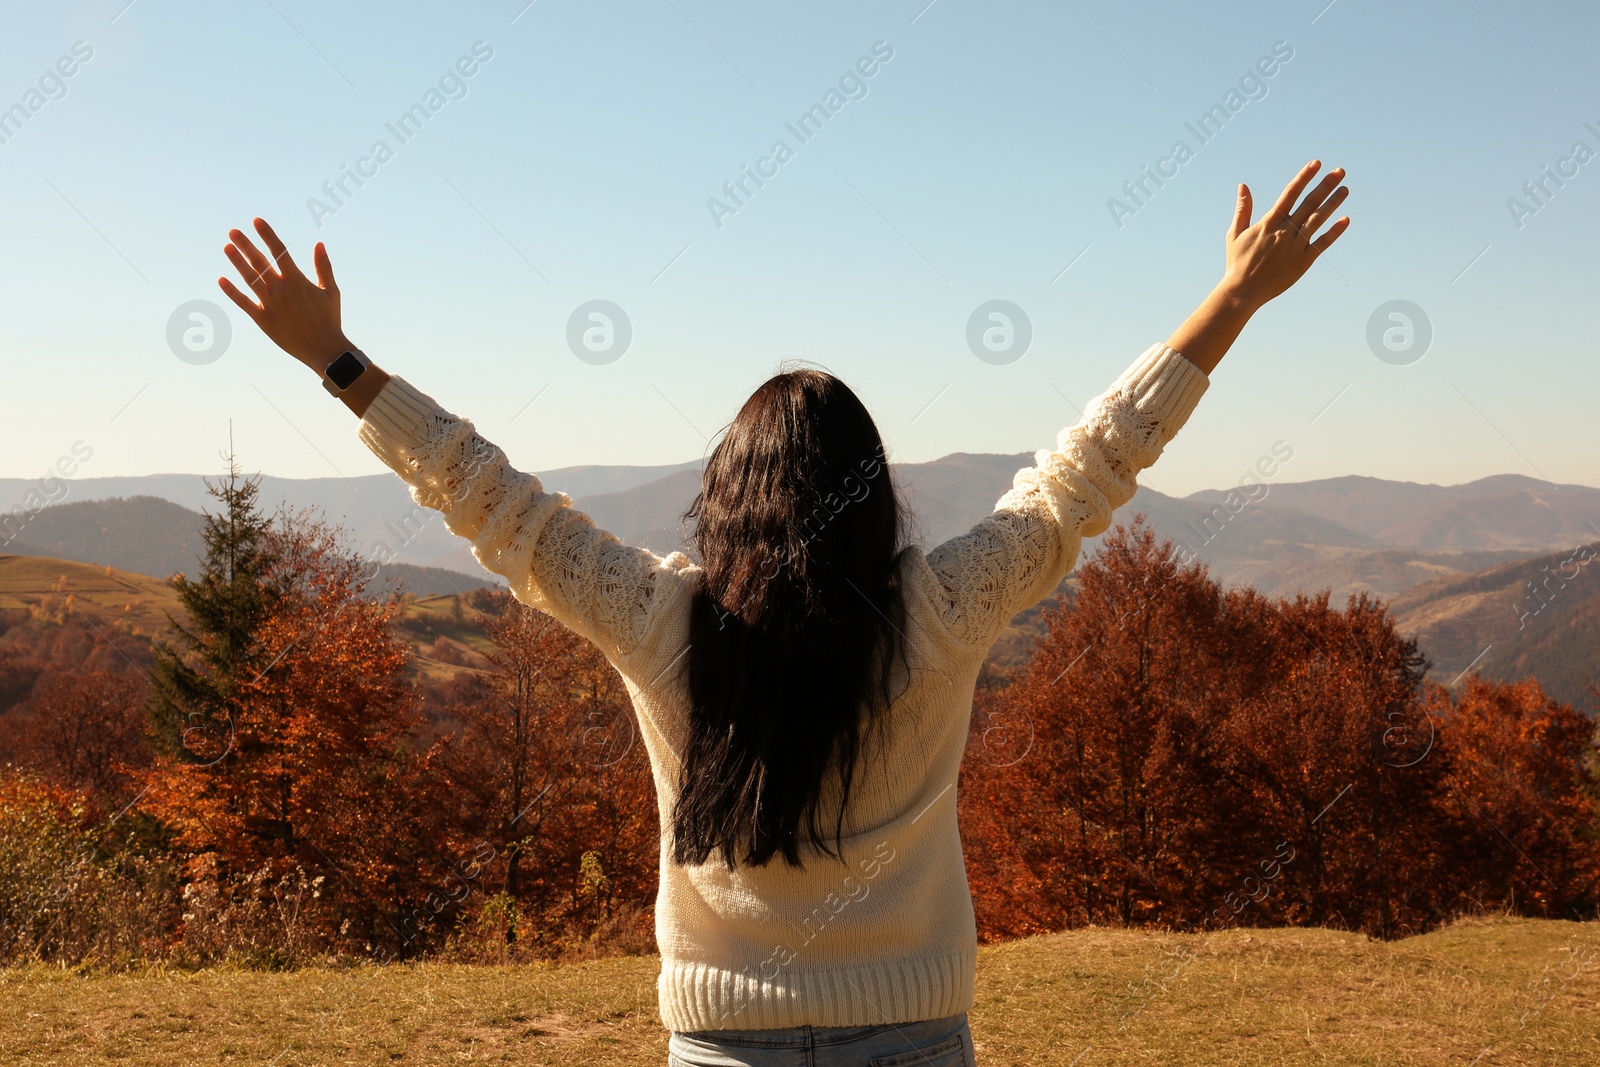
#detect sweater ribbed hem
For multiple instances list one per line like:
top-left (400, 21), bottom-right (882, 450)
top-left (658, 949), bottom-right (977, 1033)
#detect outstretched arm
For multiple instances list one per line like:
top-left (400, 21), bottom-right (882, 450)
top-left (218, 221), bottom-right (675, 663)
top-left (917, 161), bottom-right (1350, 650)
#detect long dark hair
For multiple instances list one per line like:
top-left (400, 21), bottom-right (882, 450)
top-left (672, 366), bottom-right (910, 870)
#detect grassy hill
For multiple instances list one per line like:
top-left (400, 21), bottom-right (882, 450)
top-left (1, 916), bottom-right (1593, 1065)
top-left (0, 554), bottom-right (183, 638)
top-left (393, 592), bottom-right (500, 683)
top-left (0, 554), bottom-right (494, 689)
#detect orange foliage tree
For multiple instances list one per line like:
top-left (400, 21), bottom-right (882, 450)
top-left (436, 591), bottom-right (657, 954)
top-left (140, 512), bottom-right (457, 956)
top-left (1433, 676), bottom-right (1600, 917)
top-left (960, 520), bottom-right (1600, 941)
top-left (0, 670), bottom-right (149, 811)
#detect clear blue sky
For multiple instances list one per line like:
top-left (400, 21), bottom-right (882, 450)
top-left (3, 0), bottom-right (1596, 498)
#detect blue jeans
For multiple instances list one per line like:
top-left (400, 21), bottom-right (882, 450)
top-left (667, 1012), bottom-right (974, 1066)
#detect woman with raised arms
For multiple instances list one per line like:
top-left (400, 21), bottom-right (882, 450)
top-left (219, 159), bottom-right (1349, 1066)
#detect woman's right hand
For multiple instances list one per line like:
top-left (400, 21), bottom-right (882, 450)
top-left (1164, 161), bottom-right (1352, 375)
top-left (1221, 159), bottom-right (1350, 311)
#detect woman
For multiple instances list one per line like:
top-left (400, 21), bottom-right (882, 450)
top-left (219, 159), bottom-right (1349, 1066)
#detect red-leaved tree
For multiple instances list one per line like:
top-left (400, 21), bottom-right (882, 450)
top-left (960, 519), bottom-right (1600, 941)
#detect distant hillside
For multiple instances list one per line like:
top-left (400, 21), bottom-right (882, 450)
top-left (0, 463), bottom-right (695, 580)
top-left (0, 551), bottom-right (506, 698)
top-left (1390, 542), bottom-right (1600, 707)
top-left (1207, 474), bottom-right (1600, 552)
top-left (1157, 474), bottom-right (1599, 598)
top-left (6, 495), bottom-right (203, 580)
top-left (4, 496), bottom-right (499, 598)
top-left (571, 465), bottom-right (1567, 604)
top-left (367, 562), bottom-right (500, 598)
top-left (5, 465), bottom-right (1594, 607)
top-left (0, 463), bottom-right (700, 521)
top-left (580, 468), bottom-right (703, 556)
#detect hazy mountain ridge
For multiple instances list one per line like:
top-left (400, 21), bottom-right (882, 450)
top-left (0, 463), bottom-right (702, 580)
top-left (4, 462), bottom-right (1596, 702)
top-left (1389, 541), bottom-right (1600, 706)
top-left (6, 465), bottom-right (1594, 600)
top-left (4, 496), bottom-right (498, 598)
top-left (5, 495), bottom-right (204, 581)
top-left (1192, 473), bottom-right (1600, 552)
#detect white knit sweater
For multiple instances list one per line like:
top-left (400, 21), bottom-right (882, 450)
top-left (356, 343), bottom-right (1210, 1032)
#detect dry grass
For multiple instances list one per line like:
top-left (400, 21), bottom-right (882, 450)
top-left (0, 555), bottom-right (181, 635)
top-left (0, 554), bottom-right (484, 684)
top-left (393, 592), bottom-right (496, 683)
top-left (974, 915), bottom-right (1598, 1066)
top-left (2, 916), bottom-right (1596, 1065)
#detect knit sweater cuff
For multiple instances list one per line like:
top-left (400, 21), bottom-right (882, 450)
top-left (356, 375), bottom-right (447, 466)
top-left (1112, 343), bottom-right (1211, 440)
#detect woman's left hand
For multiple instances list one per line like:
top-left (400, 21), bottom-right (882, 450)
top-left (218, 217), bottom-right (352, 374)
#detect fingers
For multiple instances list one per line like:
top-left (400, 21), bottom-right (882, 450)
top-left (1310, 216), bottom-right (1351, 256)
top-left (1270, 159), bottom-right (1322, 220)
top-left (313, 242), bottom-right (339, 295)
top-left (1229, 184), bottom-right (1253, 239)
top-left (224, 244), bottom-right (269, 298)
top-left (218, 276), bottom-right (263, 320)
top-left (227, 227), bottom-right (274, 279)
top-left (252, 218), bottom-right (304, 280)
top-left (1302, 185), bottom-right (1350, 237)
top-left (1290, 167), bottom-right (1346, 227)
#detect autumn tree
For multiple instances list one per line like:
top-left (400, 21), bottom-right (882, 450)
top-left (439, 591), bottom-right (656, 952)
top-left (0, 670), bottom-right (149, 810)
top-left (960, 520), bottom-right (1259, 936)
top-left (960, 519), bottom-right (1599, 942)
top-left (1432, 676), bottom-right (1600, 918)
top-left (145, 454), bottom-right (281, 760)
top-left (141, 508), bottom-right (455, 956)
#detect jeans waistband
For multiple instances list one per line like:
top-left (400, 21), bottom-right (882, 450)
top-left (674, 1011), bottom-right (968, 1049)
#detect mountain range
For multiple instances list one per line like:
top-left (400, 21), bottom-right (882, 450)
top-left (1390, 540), bottom-right (1600, 706)
top-left (2, 460), bottom-right (1596, 703)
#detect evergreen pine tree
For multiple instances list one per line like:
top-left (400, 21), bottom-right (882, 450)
top-left (146, 446), bottom-right (281, 761)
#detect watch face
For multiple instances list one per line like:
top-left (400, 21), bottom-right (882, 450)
top-left (326, 351), bottom-right (366, 389)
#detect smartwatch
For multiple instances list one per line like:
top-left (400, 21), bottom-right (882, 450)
top-left (321, 348), bottom-right (370, 396)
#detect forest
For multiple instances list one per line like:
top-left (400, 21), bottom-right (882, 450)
top-left (1, 469), bottom-right (1596, 969)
